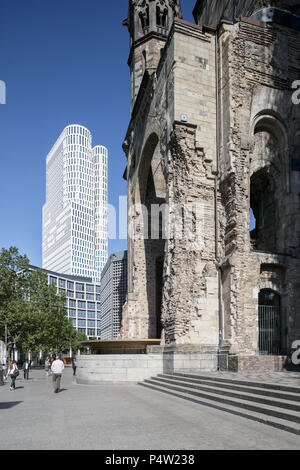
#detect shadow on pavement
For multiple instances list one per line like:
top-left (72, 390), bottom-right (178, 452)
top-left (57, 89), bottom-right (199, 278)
top-left (0, 401), bottom-right (23, 409)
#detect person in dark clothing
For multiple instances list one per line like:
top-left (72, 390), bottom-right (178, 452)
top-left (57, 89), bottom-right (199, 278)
top-left (72, 358), bottom-right (77, 376)
top-left (23, 359), bottom-right (30, 380)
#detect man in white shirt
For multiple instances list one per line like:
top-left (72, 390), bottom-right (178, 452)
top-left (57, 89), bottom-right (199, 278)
top-left (51, 355), bottom-right (64, 393)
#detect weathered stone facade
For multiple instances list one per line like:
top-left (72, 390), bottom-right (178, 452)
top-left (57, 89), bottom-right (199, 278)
top-left (120, 0), bottom-right (300, 371)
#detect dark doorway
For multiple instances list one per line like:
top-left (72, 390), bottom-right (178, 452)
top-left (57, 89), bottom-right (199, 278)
top-left (258, 289), bottom-right (281, 355)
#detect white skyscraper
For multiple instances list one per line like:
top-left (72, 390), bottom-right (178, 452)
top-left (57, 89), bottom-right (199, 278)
top-left (42, 124), bottom-right (108, 283)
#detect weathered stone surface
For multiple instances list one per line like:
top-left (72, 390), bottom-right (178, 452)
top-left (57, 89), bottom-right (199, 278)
top-left (120, 1), bottom-right (300, 372)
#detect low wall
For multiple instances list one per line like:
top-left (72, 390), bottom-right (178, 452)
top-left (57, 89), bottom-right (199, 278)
top-left (76, 354), bottom-right (164, 384)
top-left (226, 355), bottom-right (290, 372)
top-left (77, 349), bottom-right (297, 383)
top-left (77, 345), bottom-right (219, 384)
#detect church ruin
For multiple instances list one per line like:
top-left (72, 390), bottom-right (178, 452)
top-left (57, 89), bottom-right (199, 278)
top-left (120, 0), bottom-right (300, 372)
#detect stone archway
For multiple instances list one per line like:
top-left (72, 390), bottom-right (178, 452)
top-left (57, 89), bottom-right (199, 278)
top-left (139, 134), bottom-right (167, 338)
top-left (249, 113), bottom-right (289, 253)
top-left (125, 132), bottom-right (167, 339)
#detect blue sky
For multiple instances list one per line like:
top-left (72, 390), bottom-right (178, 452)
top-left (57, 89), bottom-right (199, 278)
top-left (0, 0), bottom-right (206, 266)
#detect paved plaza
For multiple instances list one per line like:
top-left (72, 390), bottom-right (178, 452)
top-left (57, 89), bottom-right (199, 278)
top-left (0, 368), bottom-right (299, 450)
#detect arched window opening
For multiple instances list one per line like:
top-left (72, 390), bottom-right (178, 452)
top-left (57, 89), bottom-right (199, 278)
top-left (139, 12), bottom-right (145, 30)
top-left (258, 289), bottom-right (281, 355)
top-left (142, 50), bottom-right (147, 74)
top-left (139, 7), bottom-right (149, 32)
top-left (156, 7), bottom-right (168, 27)
top-left (250, 168), bottom-right (276, 252)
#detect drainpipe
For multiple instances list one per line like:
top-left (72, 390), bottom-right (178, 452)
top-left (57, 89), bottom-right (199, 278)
top-left (215, 25), bottom-right (223, 371)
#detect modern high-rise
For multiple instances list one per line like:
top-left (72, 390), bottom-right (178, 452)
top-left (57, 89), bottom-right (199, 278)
top-left (30, 266), bottom-right (101, 339)
top-left (100, 251), bottom-right (128, 339)
top-left (42, 124), bottom-right (108, 283)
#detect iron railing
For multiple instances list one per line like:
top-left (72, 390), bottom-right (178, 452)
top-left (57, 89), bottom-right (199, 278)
top-left (258, 305), bottom-right (281, 355)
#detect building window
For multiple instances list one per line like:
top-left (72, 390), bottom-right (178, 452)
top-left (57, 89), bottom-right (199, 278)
top-left (156, 6), bottom-right (168, 27)
top-left (139, 7), bottom-right (149, 31)
top-left (250, 169), bottom-right (276, 252)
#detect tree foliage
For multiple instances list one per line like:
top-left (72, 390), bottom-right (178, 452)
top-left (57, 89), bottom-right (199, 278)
top-left (0, 247), bottom-right (87, 356)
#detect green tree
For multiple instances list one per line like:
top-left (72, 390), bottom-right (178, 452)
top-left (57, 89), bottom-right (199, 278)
top-left (0, 247), bottom-right (87, 358)
top-left (0, 247), bottom-right (30, 356)
top-left (27, 269), bottom-right (87, 354)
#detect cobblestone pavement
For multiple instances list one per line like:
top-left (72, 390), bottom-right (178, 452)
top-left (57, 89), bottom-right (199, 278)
top-left (191, 371), bottom-right (300, 386)
top-left (0, 369), bottom-right (299, 450)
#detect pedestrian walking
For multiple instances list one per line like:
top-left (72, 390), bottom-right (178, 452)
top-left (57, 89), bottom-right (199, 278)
top-left (23, 359), bottom-right (30, 380)
top-left (72, 358), bottom-right (77, 376)
top-left (51, 355), bottom-right (64, 393)
top-left (49, 356), bottom-right (54, 375)
top-left (6, 360), bottom-right (19, 390)
top-left (45, 357), bottom-right (50, 377)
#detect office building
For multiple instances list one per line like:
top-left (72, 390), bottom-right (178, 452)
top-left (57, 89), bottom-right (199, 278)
top-left (100, 251), bottom-right (128, 339)
top-left (42, 124), bottom-right (108, 283)
top-left (30, 266), bottom-right (101, 339)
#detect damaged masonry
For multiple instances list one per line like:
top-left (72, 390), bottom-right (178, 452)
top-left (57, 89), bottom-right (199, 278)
top-left (119, 0), bottom-right (300, 373)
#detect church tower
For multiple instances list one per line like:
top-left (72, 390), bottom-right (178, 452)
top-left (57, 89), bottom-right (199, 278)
top-left (123, 0), bottom-right (182, 112)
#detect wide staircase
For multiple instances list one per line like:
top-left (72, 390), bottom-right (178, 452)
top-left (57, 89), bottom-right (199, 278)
top-left (139, 373), bottom-right (300, 435)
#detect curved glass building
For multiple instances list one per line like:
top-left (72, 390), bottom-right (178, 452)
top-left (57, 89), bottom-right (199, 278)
top-left (42, 124), bottom-right (108, 283)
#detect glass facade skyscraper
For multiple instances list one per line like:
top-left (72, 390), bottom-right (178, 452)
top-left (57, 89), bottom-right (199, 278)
top-left (100, 251), bottom-right (128, 339)
top-left (42, 124), bottom-right (108, 283)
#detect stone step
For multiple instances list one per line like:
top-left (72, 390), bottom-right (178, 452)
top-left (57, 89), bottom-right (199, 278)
top-left (172, 372), bottom-right (300, 394)
top-left (139, 381), bottom-right (300, 435)
top-left (145, 378), bottom-right (300, 421)
top-left (140, 376), bottom-right (300, 425)
top-left (156, 374), bottom-right (300, 406)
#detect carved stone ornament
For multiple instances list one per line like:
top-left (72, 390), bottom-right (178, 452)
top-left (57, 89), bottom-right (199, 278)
top-left (134, 0), bottom-right (149, 18)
